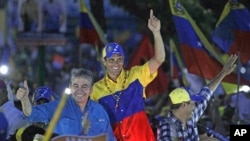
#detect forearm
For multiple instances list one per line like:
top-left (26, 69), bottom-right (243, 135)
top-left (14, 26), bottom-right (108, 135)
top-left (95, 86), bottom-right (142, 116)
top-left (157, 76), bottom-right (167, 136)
top-left (152, 31), bottom-right (165, 64)
top-left (207, 71), bottom-right (226, 92)
top-left (207, 54), bottom-right (237, 92)
top-left (21, 98), bottom-right (32, 116)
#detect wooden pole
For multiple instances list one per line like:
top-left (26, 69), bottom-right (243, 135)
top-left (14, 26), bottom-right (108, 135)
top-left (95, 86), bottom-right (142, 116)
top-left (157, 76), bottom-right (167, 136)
top-left (42, 93), bottom-right (68, 141)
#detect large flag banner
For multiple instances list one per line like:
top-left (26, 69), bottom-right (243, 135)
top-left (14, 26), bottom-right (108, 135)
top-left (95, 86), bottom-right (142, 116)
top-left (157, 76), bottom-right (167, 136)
top-left (126, 35), bottom-right (169, 97)
top-left (170, 39), bottom-right (206, 93)
top-left (212, 0), bottom-right (250, 64)
top-left (79, 0), bottom-right (107, 48)
top-left (169, 0), bottom-right (250, 85)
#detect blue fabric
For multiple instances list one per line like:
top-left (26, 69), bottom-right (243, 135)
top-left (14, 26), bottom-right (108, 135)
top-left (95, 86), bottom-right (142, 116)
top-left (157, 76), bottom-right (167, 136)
top-left (79, 12), bottom-right (94, 29)
top-left (98, 80), bottom-right (145, 123)
top-left (212, 2), bottom-right (250, 53)
top-left (103, 42), bottom-right (124, 59)
top-left (27, 95), bottom-right (116, 141)
top-left (174, 16), bottom-right (204, 50)
top-left (0, 112), bottom-right (8, 141)
top-left (2, 101), bottom-right (28, 139)
top-left (211, 13), bottom-right (234, 52)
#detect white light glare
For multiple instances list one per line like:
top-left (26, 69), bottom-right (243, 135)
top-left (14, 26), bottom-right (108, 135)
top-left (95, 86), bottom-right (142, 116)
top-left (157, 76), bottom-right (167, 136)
top-left (64, 88), bottom-right (71, 95)
top-left (239, 85), bottom-right (250, 93)
top-left (0, 65), bottom-right (8, 75)
top-left (240, 67), bottom-right (246, 74)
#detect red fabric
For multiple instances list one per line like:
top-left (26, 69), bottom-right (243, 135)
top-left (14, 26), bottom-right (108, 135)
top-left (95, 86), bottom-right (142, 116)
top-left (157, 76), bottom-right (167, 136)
top-left (112, 111), bottom-right (155, 141)
top-left (126, 35), bottom-right (169, 97)
top-left (181, 44), bottom-right (250, 85)
top-left (146, 67), bottom-right (169, 97)
top-left (126, 35), bottom-right (154, 68)
top-left (229, 30), bottom-right (250, 64)
top-left (79, 28), bottom-right (103, 47)
top-left (52, 54), bottom-right (65, 69)
top-left (79, 4), bottom-right (104, 48)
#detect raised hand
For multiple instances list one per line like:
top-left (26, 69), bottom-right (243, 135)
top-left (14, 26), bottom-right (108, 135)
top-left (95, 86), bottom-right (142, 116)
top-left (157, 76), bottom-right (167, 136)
top-left (16, 80), bottom-right (30, 101)
top-left (221, 54), bottom-right (237, 76)
top-left (148, 9), bottom-right (161, 33)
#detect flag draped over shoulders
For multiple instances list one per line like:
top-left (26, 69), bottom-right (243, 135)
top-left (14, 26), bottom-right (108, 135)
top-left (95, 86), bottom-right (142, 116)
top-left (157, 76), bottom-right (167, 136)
top-left (212, 1), bottom-right (250, 64)
top-left (169, 0), bottom-right (250, 85)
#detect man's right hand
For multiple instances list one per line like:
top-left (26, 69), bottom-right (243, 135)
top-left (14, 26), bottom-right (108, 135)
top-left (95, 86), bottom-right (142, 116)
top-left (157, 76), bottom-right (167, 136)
top-left (16, 80), bottom-right (29, 101)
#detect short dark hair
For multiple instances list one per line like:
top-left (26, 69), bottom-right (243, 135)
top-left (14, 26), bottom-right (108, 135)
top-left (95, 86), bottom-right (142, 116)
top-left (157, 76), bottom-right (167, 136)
top-left (170, 103), bottom-right (182, 110)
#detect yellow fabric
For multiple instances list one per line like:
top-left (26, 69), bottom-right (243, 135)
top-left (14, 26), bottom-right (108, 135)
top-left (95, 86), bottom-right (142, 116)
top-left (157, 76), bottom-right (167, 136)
top-left (91, 62), bottom-right (157, 101)
top-left (169, 88), bottom-right (190, 104)
top-left (16, 127), bottom-right (26, 141)
top-left (102, 46), bottom-right (106, 58)
top-left (222, 82), bottom-right (240, 95)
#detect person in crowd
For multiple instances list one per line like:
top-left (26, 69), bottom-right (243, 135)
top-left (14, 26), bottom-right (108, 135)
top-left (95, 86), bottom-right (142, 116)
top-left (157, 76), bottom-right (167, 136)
top-left (90, 9), bottom-right (165, 141)
top-left (228, 91), bottom-right (250, 125)
top-left (32, 86), bottom-right (57, 106)
top-left (0, 109), bottom-right (8, 141)
top-left (32, 86), bottom-right (57, 129)
top-left (40, 0), bottom-right (66, 33)
top-left (20, 0), bottom-right (42, 32)
top-left (197, 115), bottom-right (220, 141)
top-left (219, 91), bottom-right (250, 135)
top-left (8, 86), bottom-right (57, 141)
top-left (156, 54), bottom-right (238, 141)
top-left (0, 79), bottom-right (28, 140)
top-left (16, 68), bottom-right (116, 141)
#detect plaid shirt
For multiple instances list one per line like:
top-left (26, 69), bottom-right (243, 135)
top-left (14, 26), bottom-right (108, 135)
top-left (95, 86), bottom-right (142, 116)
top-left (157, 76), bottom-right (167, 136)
top-left (157, 86), bottom-right (212, 141)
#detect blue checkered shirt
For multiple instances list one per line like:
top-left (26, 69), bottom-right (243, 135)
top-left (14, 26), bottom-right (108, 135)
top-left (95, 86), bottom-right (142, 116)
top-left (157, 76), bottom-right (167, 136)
top-left (157, 86), bottom-right (212, 141)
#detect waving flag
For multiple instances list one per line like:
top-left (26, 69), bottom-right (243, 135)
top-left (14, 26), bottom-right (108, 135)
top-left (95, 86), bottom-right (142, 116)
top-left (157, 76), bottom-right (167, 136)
top-left (212, 0), bottom-right (250, 64)
top-left (126, 35), bottom-right (169, 97)
top-left (170, 38), bottom-right (206, 93)
top-left (169, 0), bottom-right (250, 85)
top-left (126, 35), bottom-right (154, 69)
top-left (79, 0), bottom-right (107, 47)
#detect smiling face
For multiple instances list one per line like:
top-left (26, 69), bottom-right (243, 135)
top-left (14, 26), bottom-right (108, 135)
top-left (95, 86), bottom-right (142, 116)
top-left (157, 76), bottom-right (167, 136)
top-left (70, 77), bottom-right (92, 104)
top-left (103, 54), bottom-right (124, 80)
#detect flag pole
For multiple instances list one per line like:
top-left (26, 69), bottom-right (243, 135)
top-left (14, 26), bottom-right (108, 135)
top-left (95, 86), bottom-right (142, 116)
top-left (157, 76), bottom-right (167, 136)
top-left (169, 39), bottom-right (173, 80)
top-left (235, 52), bottom-right (241, 124)
top-left (42, 92), bottom-right (69, 141)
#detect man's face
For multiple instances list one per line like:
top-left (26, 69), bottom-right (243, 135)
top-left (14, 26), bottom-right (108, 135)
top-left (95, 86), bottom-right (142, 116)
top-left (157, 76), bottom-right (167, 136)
top-left (70, 77), bottom-right (92, 103)
top-left (104, 54), bottom-right (124, 76)
top-left (34, 98), bottom-right (49, 106)
top-left (183, 101), bottom-right (195, 117)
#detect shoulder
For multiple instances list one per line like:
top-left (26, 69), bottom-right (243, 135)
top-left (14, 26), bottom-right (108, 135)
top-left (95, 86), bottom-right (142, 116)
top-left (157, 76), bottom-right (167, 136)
top-left (88, 99), bottom-right (105, 110)
top-left (93, 78), bottom-right (105, 87)
top-left (91, 78), bottom-right (106, 100)
top-left (130, 62), bottom-right (149, 71)
top-left (88, 100), bottom-right (109, 118)
top-left (158, 117), bottom-right (171, 127)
